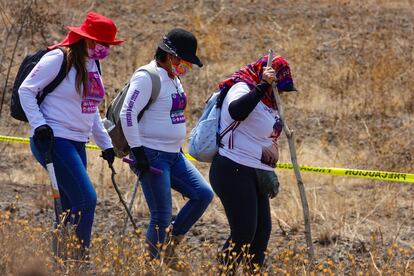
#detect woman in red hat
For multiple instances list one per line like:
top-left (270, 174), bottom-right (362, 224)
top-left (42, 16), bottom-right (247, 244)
top-left (209, 54), bottom-right (297, 273)
top-left (18, 12), bottom-right (123, 258)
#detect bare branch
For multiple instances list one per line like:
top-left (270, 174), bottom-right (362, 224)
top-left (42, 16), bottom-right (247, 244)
top-left (0, 0), bottom-right (36, 117)
top-left (267, 50), bottom-right (315, 263)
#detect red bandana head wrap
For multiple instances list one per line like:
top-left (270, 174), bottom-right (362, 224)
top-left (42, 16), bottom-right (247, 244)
top-left (218, 55), bottom-right (296, 108)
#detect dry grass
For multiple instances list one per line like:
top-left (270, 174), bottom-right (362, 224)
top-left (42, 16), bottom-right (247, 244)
top-left (1, 210), bottom-right (413, 275)
top-left (0, 0), bottom-right (413, 274)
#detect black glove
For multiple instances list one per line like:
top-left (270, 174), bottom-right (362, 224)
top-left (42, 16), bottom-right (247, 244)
top-left (256, 80), bottom-right (271, 94)
top-left (34, 124), bottom-right (54, 142)
top-left (131, 146), bottom-right (150, 172)
top-left (255, 169), bottom-right (279, 199)
top-left (101, 148), bottom-right (115, 166)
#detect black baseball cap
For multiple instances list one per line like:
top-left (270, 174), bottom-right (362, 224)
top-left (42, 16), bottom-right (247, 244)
top-left (158, 28), bottom-right (203, 67)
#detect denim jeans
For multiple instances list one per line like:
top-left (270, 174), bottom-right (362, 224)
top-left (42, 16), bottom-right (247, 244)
top-left (131, 147), bottom-right (214, 257)
top-left (30, 137), bottom-right (97, 247)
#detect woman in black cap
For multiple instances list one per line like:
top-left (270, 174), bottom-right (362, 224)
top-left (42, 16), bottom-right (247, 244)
top-left (119, 28), bottom-right (213, 269)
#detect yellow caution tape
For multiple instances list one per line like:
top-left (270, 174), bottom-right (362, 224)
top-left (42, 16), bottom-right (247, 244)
top-left (0, 135), bottom-right (100, 150)
top-left (1, 134), bottom-right (413, 183)
top-left (275, 163), bottom-right (414, 183)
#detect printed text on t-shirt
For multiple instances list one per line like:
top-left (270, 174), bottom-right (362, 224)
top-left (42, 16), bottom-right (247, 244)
top-left (81, 71), bottom-right (105, 113)
top-left (126, 89), bottom-right (140, 127)
top-left (170, 92), bottom-right (187, 124)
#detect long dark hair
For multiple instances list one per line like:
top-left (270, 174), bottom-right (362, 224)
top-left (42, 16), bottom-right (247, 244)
top-left (65, 39), bottom-right (88, 96)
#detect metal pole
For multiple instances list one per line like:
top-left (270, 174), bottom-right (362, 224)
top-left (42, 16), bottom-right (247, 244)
top-left (35, 138), bottom-right (64, 257)
top-left (122, 177), bottom-right (140, 235)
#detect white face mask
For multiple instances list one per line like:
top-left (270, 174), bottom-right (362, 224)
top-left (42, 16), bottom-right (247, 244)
top-left (88, 43), bottom-right (110, 60)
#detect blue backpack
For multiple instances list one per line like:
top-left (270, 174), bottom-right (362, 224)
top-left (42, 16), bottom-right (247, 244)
top-left (188, 92), bottom-right (239, 162)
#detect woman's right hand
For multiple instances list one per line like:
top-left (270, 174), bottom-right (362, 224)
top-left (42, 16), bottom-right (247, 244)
top-left (262, 66), bottom-right (277, 85)
top-left (131, 146), bottom-right (150, 172)
top-left (34, 124), bottom-right (54, 142)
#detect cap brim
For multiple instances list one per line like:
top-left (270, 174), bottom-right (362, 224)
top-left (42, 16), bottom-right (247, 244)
top-left (158, 41), bottom-right (203, 67)
top-left (67, 26), bottom-right (124, 45)
top-left (180, 53), bottom-right (203, 67)
top-left (277, 82), bottom-right (297, 92)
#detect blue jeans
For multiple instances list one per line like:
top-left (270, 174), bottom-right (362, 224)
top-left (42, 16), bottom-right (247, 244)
top-left (131, 147), bottom-right (214, 257)
top-left (30, 137), bottom-right (97, 247)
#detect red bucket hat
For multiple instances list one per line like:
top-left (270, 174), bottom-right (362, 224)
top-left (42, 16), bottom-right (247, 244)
top-left (50, 12), bottom-right (124, 49)
top-left (67, 12), bottom-right (124, 45)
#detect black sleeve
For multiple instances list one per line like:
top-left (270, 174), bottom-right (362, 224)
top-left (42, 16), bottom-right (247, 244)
top-left (228, 81), bottom-right (270, 121)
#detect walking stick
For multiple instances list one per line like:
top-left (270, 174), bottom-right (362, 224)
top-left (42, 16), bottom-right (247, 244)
top-left (122, 177), bottom-right (140, 235)
top-left (267, 50), bottom-right (315, 261)
top-left (108, 163), bottom-right (140, 238)
top-left (120, 157), bottom-right (163, 234)
top-left (35, 138), bottom-right (64, 257)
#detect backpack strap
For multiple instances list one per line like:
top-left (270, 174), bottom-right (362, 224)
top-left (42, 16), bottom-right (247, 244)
top-left (215, 87), bottom-right (241, 149)
top-left (218, 121), bottom-right (240, 148)
top-left (95, 60), bottom-right (101, 75)
top-left (137, 62), bottom-right (161, 121)
top-left (36, 48), bottom-right (67, 105)
top-left (37, 52), bottom-right (101, 105)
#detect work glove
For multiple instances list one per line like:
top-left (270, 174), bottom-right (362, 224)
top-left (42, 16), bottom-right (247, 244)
top-left (131, 146), bottom-right (150, 173)
top-left (255, 169), bottom-right (279, 199)
top-left (101, 147), bottom-right (116, 166)
top-left (269, 177), bottom-right (280, 199)
top-left (34, 124), bottom-right (54, 142)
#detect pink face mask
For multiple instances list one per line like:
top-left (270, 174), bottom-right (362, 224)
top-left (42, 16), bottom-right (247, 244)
top-left (88, 43), bottom-right (110, 60)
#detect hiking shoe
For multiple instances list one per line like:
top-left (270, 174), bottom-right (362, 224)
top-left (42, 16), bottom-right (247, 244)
top-left (162, 234), bottom-right (189, 272)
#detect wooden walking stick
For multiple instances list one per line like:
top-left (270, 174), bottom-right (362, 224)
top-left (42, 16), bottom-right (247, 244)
top-left (267, 50), bottom-right (315, 260)
top-left (108, 163), bottom-right (140, 238)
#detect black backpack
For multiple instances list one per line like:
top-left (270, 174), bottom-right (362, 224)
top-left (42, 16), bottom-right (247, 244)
top-left (10, 48), bottom-right (101, 122)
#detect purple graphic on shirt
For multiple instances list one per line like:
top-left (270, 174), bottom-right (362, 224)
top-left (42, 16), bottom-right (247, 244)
top-left (170, 92), bottom-right (187, 124)
top-left (270, 116), bottom-right (283, 141)
top-left (81, 71), bottom-right (105, 113)
top-left (126, 90), bottom-right (140, 127)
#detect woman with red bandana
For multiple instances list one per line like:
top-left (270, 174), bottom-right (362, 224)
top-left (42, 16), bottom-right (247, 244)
top-left (19, 12), bottom-right (123, 258)
top-left (209, 55), bottom-right (297, 273)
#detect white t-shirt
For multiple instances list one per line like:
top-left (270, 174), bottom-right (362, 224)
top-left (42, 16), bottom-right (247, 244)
top-left (120, 61), bottom-right (187, 153)
top-left (19, 49), bottom-right (112, 150)
top-left (219, 82), bottom-right (282, 170)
